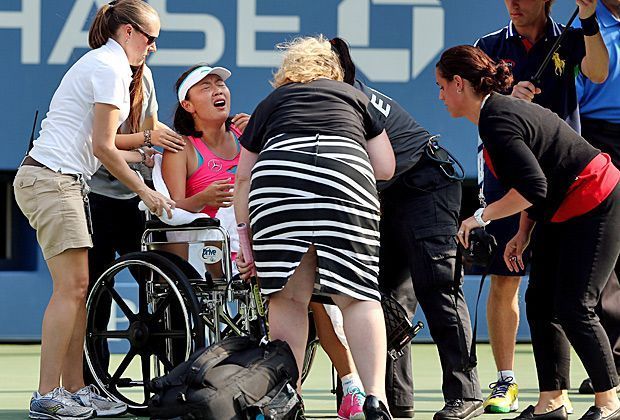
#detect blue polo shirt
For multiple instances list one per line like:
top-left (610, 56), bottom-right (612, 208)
top-left (576, 2), bottom-right (620, 123)
top-left (475, 17), bottom-right (586, 131)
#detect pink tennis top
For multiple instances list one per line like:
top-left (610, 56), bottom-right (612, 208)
top-left (185, 130), bottom-right (240, 217)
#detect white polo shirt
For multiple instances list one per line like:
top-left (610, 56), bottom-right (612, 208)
top-left (30, 38), bottom-right (132, 179)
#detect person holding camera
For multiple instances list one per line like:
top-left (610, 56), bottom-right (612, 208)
top-left (436, 45), bottom-right (620, 420)
top-left (329, 38), bottom-right (483, 420)
top-left (473, 0), bottom-right (609, 410)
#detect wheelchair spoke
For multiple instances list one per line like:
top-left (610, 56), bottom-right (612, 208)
top-left (140, 354), bottom-right (151, 403)
top-left (91, 330), bottom-right (130, 339)
top-left (154, 350), bottom-right (174, 372)
top-left (150, 330), bottom-right (187, 338)
top-left (111, 348), bottom-right (137, 384)
top-left (150, 294), bottom-right (172, 323)
top-left (107, 286), bottom-right (137, 323)
top-left (219, 313), bottom-right (244, 337)
top-left (138, 269), bottom-right (149, 316)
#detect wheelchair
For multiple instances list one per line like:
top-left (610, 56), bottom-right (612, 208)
top-left (83, 216), bottom-right (318, 415)
top-left (83, 210), bottom-right (420, 415)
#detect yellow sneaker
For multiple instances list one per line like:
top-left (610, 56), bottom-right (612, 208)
top-left (483, 380), bottom-right (519, 413)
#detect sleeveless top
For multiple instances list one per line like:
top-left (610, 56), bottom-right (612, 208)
top-left (185, 131), bottom-right (240, 217)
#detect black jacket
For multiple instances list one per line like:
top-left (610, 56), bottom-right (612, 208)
top-left (479, 93), bottom-right (599, 221)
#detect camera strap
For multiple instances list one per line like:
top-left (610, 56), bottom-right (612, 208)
top-left (453, 246), bottom-right (476, 371)
top-left (467, 249), bottom-right (500, 371)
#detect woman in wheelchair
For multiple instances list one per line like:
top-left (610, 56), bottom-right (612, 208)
top-left (161, 64), bottom-right (250, 276)
top-left (163, 64), bottom-right (249, 218)
top-left (235, 35), bottom-right (396, 420)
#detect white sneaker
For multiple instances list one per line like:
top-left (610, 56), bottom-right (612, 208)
top-left (29, 387), bottom-right (94, 419)
top-left (70, 385), bottom-right (127, 417)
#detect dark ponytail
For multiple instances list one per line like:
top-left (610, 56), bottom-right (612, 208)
top-left (436, 45), bottom-right (514, 96)
top-left (88, 4), bottom-right (115, 49)
top-left (88, 0), bottom-right (157, 133)
top-left (88, 0), bottom-right (156, 49)
top-left (125, 64), bottom-right (144, 134)
top-left (329, 37), bottom-right (356, 85)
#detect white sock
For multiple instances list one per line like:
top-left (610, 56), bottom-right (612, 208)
top-left (498, 370), bottom-right (516, 383)
top-left (341, 373), bottom-right (365, 395)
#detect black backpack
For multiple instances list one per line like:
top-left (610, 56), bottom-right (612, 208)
top-left (148, 336), bottom-right (302, 420)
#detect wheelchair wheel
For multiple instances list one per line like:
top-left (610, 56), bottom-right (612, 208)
top-left (84, 251), bottom-right (205, 415)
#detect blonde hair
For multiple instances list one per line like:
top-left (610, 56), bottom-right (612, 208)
top-left (272, 35), bottom-right (344, 88)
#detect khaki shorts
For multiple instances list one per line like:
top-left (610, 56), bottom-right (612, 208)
top-left (14, 166), bottom-right (92, 260)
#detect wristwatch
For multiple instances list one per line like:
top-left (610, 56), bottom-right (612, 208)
top-left (474, 207), bottom-right (491, 227)
top-left (135, 147), bottom-right (147, 165)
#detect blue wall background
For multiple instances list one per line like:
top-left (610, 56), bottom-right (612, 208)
top-left (0, 0), bottom-right (578, 342)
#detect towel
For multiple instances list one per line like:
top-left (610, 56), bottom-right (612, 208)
top-left (139, 154), bottom-right (239, 273)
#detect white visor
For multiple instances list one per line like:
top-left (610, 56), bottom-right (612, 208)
top-left (177, 66), bottom-right (232, 103)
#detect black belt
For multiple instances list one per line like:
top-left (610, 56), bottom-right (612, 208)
top-left (21, 155), bottom-right (46, 168)
top-left (582, 118), bottom-right (620, 134)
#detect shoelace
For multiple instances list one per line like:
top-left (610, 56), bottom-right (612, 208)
top-left (84, 385), bottom-right (101, 397)
top-left (57, 387), bottom-right (84, 406)
top-left (348, 386), bottom-right (366, 405)
top-left (81, 384), bottom-right (114, 402)
top-left (488, 377), bottom-right (514, 399)
top-left (445, 399), bottom-right (464, 407)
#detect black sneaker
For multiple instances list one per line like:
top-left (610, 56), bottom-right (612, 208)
top-left (363, 395), bottom-right (393, 420)
top-left (579, 406), bottom-right (620, 420)
top-left (506, 405), bottom-right (567, 420)
top-left (579, 378), bottom-right (595, 395)
top-left (390, 405), bottom-right (415, 418)
top-left (579, 379), bottom-right (620, 395)
top-left (433, 399), bottom-right (483, 420)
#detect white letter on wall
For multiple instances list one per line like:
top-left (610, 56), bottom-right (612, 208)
top-left (148, 0), bottom-right (225, 66)
top-left (48, 0), bottom-right (105, 64)
top-left (0, 0), bottom-right (41, 64)
top-left (237, 0), bottom-right (299, 67)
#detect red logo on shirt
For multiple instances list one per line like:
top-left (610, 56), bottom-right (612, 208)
top-left (500, 58), bottom-right (516, 68)
top-left (208, 159), bottom-right (223, 172)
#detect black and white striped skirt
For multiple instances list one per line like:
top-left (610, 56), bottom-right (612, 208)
top-left (248, 133), bottom-right (381, 301)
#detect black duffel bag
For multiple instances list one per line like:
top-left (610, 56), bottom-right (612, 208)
top-left (148, 336), bottom-right (302, 420)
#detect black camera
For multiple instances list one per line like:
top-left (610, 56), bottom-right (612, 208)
top-left (460, 228), bottom-right (497, 267)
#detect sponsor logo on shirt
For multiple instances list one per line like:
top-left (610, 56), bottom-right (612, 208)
top-left (552, 52), bottom-right (565, 76)
top-left (208, 159), bottom-right (223, 172)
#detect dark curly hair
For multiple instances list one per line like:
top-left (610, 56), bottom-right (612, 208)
top-left (436, 45), bottom-right (513, 96)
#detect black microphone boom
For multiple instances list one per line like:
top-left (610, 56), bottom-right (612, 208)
top-left (531, 6), bottom-right (579, 86)
top-left (27, 110), bottom-right (39, 154)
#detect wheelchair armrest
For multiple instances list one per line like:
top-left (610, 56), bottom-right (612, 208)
top-left (144, 217), bottom-right (221, 230)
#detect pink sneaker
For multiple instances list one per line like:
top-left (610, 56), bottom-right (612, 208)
top-left (338, 388), bottom-right (366, 420)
